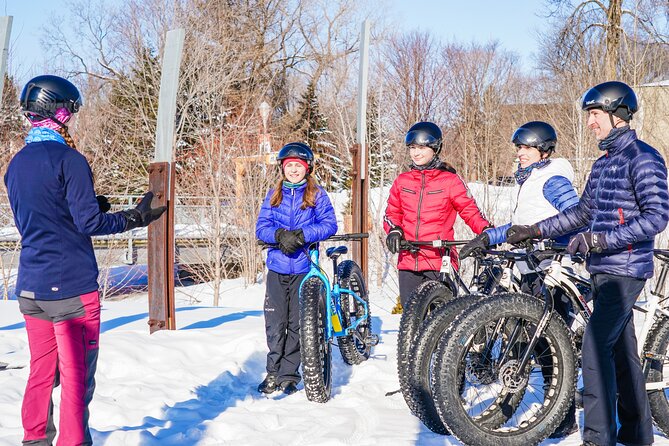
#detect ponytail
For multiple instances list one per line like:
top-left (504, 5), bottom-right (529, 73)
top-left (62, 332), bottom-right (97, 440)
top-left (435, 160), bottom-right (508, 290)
top-left (56, 126), bottom-right (77, 149)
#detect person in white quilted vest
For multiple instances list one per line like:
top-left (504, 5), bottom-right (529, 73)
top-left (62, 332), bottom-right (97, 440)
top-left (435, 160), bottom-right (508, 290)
top-left (460, 120), bottom-right (581, 439)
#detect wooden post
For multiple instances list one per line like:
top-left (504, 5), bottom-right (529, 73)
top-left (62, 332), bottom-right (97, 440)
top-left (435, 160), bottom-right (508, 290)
top-left (148, 28), bottom-right (185, 333)
top-left (0, 17), bottom-right (13, 101)
top-left (350, 144), bottom-right (369, 282)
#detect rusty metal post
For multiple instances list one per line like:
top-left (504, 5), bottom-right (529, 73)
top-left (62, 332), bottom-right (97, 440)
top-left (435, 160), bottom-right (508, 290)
top-left (148, 28), bottom-right (184, 333)
top-left (148, 162), bottom-right (176, 332)
top-left (349, 144), bottom-right (369, 283)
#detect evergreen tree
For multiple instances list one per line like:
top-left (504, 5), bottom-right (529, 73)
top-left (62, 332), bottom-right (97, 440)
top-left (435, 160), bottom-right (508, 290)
top-left (293, 79), bottom-right (346, 190)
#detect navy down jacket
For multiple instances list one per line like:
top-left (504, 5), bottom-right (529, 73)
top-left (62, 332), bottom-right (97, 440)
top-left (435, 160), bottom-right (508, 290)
top-left (537, 129), bottom-right (669, 279)
top-left (256, 182), bottom-right (338, 274)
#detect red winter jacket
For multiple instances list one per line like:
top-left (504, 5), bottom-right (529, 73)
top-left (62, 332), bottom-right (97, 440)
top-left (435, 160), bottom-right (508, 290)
top-left (384, 164), bottom-right (491, 271)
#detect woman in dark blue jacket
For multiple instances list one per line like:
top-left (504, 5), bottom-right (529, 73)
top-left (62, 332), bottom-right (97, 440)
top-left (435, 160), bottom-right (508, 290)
top-left (5, 75), bottom-right (165, 446)
top-left (255, 142), bottom-right (337, 395)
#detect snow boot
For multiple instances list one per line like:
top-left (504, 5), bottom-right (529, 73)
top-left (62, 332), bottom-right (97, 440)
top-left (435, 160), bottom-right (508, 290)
top-left (257, 374), bottom-right (278, 394)
top-left (280, 381), bottom-right (298, 395)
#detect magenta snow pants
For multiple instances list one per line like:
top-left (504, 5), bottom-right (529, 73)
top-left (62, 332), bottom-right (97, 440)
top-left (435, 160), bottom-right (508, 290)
top-left (19, 291), bottom-right (100, 446)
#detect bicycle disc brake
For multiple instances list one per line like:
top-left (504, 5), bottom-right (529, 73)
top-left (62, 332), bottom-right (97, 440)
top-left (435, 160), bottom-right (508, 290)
top-left (498, 360), bottom-right (529, 393)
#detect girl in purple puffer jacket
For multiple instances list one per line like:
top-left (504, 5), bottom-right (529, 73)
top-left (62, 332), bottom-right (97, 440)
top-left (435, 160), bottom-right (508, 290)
top-left (255, 142), bottom-right (337, 395)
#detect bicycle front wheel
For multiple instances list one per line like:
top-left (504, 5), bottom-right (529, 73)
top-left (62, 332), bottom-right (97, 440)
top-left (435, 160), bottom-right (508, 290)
top-left (643, 314), bottom-right (669, 436)
top-left (431, 292), bottom-right (576, 446)
top-left (300, 277), bottom-right (332, 403)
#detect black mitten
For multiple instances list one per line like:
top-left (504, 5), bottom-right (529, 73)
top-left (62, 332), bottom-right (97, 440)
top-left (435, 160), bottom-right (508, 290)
top-left (122, 192), bottom-right (167, 231)
top-left (96, 195), bottom-right (111, 213)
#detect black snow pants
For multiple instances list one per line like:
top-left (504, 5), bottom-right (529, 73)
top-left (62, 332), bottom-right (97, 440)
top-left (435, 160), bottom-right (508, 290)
top-left (398, 269), bottom-right (440, 308)
top-left (264, 270), bottom-right (306, 385)
top-left (582, 273), bottom-right (653, 446)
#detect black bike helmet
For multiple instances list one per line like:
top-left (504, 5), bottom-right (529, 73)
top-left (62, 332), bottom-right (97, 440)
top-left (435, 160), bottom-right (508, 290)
top-left (511, 121), bottom-right (558, 154)
top-left (581, 81), bottom-right (638, 122)
top-left (20, 75), bottom-right (82, 125)
top-left (277, 142), bottom-right (315, 173)
top-left (405, 121), bottom-right (443, 155)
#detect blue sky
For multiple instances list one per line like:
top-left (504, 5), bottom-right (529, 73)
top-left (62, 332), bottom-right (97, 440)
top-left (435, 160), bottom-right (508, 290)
top-left (2, 0), bottom-right (549, 85)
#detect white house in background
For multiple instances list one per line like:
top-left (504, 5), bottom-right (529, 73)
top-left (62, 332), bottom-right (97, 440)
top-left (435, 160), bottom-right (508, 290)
top-left (636, 80), bottom-right (669, 158)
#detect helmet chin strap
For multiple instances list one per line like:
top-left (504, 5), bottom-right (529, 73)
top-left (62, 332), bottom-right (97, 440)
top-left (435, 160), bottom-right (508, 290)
top-left (608, 112), bottom-right (617, 129)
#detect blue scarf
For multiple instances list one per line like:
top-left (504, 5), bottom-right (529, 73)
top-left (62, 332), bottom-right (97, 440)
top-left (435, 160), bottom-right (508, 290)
top-left (514, 159), bottom-right (551, 185)
top-left (25, 127), bottom-right (66, 145)
top-left (598, 125), bottom-right (631, 152)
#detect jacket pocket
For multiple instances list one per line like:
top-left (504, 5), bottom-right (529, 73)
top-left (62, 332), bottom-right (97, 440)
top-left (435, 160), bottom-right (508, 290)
top-left (619, 208), bottom-right (632, 251)
top-left (427, 189), bottom-right (444, 195)
top-left (401, 187), bottom-right (417, 194)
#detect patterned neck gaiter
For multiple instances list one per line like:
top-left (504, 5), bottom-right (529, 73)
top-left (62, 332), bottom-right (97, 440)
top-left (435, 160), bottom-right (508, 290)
top-left (514, 158), bottom-right (551, 185)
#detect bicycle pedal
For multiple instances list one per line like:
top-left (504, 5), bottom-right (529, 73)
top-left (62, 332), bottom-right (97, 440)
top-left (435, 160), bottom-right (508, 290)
top-left (366, 334), bottom-right (380, 346)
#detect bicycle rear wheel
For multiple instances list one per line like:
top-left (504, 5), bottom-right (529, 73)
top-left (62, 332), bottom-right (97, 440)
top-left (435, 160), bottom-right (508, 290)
top-left (300, 277), bottom-right (332, 403)
top-left (402, 293), bottom-right (482, 434)
top-left (337, 260), bottom-right (372, 365)
top-left (431, 293), bottom-right (576, 446)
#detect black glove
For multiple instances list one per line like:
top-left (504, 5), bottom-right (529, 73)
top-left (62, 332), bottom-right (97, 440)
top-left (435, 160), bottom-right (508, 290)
top-left (566, 232), bottom-right (607, 256)
top-left (96, 195), bottom-right (111, 213)
top-left (122, 192), bottom-right (167, 231)
top-left (506, 224), bottom-right (541, 245)
top-left (460, 232), bottom-right (490, 260)
top-left (275, 228), bottom-right (305, 255)
top-left (386, 226), bottom-right (404, 254)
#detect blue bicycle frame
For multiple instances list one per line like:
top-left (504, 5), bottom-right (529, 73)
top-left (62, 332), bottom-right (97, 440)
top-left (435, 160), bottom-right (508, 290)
top-left (300, 245), bottom-right (370, 343)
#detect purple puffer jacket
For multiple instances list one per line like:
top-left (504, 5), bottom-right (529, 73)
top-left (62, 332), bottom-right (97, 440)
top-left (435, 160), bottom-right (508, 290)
top-left (256, 182), bottom-right (338, 274)
top-left (537, 130), bottom-right (669, 279)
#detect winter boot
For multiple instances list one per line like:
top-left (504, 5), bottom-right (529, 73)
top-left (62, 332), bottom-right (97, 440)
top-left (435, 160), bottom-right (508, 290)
top-left (257, 374), bottom-right (278, 394)
top-left (280, 381), bottom-right (298, 395)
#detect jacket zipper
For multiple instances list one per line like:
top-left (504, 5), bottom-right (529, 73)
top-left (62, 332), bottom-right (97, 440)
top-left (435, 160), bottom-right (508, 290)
top-left (415, 173), bottom-right (425, 271)
top-left (290, 187), bottom-right (296, 274)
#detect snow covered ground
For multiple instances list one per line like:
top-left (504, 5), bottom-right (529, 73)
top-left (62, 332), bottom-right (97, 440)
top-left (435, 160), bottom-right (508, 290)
top-left (2, 280), bottom-right (668, 446)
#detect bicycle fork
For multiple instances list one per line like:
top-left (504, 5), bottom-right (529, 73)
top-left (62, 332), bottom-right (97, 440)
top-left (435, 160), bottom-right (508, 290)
top-left (506, 261), bottom-right (560, 383)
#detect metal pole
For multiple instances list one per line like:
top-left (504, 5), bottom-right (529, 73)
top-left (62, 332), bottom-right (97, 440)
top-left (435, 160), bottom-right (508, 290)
top-left (148, 28), bottom-right (185, 333)
top-left (356, 20), bottom-right (370, 180)
top-left (0, 16), bottom-right (13, 101)
top-left (353, 20), bottom-right (371, 283)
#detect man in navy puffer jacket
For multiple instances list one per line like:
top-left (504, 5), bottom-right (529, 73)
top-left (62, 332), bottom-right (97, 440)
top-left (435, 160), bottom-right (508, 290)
top-left (507, 81), bottom-right (668, 446)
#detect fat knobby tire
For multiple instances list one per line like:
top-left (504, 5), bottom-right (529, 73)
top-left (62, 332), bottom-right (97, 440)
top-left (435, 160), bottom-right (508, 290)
top-left (300, 277), bottom-right (332, 403)
top-left (397, 281), bottom-right (454, 429)
top-left (402, 293), bottom-right (483, 434)
top-left (643, 314), bottom-right (669, 436)
top-left (336, 260), bottom-right (372, 365)
top-left (431, 292), bottom-right (576, 446)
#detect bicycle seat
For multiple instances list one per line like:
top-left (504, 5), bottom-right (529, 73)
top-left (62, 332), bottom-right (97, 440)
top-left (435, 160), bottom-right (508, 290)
top-left (326, 246), bottom-right (348, 259)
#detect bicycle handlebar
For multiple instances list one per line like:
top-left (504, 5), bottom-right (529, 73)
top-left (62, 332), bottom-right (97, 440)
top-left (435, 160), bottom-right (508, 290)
top-left (402, 239), bottom-right (469, 249)
top-left (257, 232), bottom-right (369, 249)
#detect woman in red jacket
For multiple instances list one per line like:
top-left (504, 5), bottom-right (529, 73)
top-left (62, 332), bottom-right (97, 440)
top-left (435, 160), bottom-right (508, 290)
top-left (384, 121), bottom-right (492, 308)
